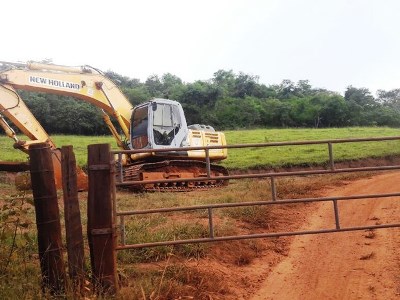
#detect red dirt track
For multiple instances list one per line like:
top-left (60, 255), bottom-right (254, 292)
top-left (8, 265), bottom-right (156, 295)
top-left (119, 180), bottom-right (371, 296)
top-left (250, 171), bottom-right (400, 299)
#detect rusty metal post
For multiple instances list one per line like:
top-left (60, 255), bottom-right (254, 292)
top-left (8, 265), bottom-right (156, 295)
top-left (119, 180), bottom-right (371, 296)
top-left (332, 199), bottom-right (341, 229)
top-left (208, 208), bottom-right (214, 239)
top-left (270, 176), bottom-right (277, 201)
top-left (328, 142), bottom-right (335, 170)
top-left (61, 146), bottom-right (85, 292)
top-left (29, 143), bottom-right (66, 295)
top-left (205, 149), bottom-right (211, 178)
top-left (87, 144), bottom-right (118, 294)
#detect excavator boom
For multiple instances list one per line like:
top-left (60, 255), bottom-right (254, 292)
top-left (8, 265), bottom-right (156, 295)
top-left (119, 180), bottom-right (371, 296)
top-left (0, 61), bottom-right (133, 143)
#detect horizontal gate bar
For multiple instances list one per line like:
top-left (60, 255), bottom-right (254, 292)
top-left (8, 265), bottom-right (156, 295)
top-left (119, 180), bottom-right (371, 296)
top-left (116, 223), bottom-right (400, 250)
top-left (115, 165), bottom-right (400, 187)
top-left (117, 192), bottom-right (400, 216)
top-left (111, 136), bottom-right (400, 154)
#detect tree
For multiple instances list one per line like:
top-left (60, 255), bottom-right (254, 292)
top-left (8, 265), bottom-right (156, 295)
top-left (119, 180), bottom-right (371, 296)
top-left (344, 86), bottom-right (377, 125)
top-left (21, 92), bottom-right (108, 135)
top-left (311, 94), bottom-right (349, 127)
top-left (377, 89), bottom-right (400, 112)
top-left (344, 86), bottom-right (376, 107)
top-left (296, 80), bottom-right (313, 97)
top-left (123, 86), bottom-right (151, 106)
top-left (13, 68), bottom-right (400, 134)
top-left (213, 97), bottom-right (261, 129)
top-left (212, 69), bottom-right (235, 95)
top-left (275, 79), bottom-right (296, 99)
top-left (233, 72), bottom-right (259, 98)
top-left (180, 81), bottom-right (222, 107)
top-left (105, 71), bottom-right (141, 88)
top-left (161, 73), bottom-right (184, 99)
top-left (145, 74), bottom-right (163, 97)
top-left (290, 98), bottom-right (316, 127)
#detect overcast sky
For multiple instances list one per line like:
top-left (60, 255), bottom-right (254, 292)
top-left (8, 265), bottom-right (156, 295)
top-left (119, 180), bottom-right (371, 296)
top-left (2, 0), bottom-right (400, 94)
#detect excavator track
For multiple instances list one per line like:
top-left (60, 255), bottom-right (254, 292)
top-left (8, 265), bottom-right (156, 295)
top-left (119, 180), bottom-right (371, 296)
top-left (120, 160), bottom-right (229, 192)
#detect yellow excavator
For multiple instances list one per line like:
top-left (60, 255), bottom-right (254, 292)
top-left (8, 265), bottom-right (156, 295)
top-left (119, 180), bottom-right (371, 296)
top-left (0, 61), bottom-right (228, 191)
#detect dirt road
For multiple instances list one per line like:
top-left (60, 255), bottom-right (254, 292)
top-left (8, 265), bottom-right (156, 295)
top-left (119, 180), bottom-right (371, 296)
top-left (251, 171), bottom-right (400, 300)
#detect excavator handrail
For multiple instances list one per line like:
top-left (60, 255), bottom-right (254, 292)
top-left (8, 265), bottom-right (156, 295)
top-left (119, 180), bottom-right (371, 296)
top-left (0, 61), bottom-right (99, 74)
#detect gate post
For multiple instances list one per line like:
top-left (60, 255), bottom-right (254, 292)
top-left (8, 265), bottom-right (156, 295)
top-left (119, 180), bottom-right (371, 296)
top-left (61, 146), bottom-right (85, 293)
top-left (29, 143), bottom-right (66, 295)
top-left (87, 144), bottom-right (118, 294)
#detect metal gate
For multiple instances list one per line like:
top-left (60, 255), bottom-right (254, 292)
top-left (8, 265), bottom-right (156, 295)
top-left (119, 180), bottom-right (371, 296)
top-left (111, 136), bottom-right (400, 250)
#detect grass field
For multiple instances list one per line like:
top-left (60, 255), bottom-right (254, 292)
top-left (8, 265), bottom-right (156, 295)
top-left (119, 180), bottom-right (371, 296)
top-left (1, 127), bottom-right (400, 169)
top-left (224, 127), bottom-right (400, 169)
top-left (0, 135), bottom-right (114, 166)
top-left (1, 126), bottom-right (400, 298)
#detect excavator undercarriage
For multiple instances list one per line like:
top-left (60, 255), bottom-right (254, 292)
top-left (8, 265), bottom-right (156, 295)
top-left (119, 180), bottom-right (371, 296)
top-left (121, 160), bottom-right (229, 192)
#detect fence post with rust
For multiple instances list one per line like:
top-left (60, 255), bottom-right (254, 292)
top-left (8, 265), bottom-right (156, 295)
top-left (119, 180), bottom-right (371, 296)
top-left (87, 143), bottom-right (118, 294)
top-left (61, 145), bottom-right (85, 292)
top-left (29, 143), bottom-right (66, 295)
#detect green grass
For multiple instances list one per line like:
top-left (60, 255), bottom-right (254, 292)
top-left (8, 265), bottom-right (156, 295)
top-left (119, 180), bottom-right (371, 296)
top-left (223, 127), bottom-right (400, 169)
top-left (0, 135), bottom-right (115, 166)
top-left (1, 127), bottom-right (400, 169)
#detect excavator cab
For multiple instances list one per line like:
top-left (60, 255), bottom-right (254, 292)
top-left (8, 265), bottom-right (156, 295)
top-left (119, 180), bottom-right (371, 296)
top-left (130, 99), bottom-right (189, 150)
top-left (128, 98), bottom-right (228, 191)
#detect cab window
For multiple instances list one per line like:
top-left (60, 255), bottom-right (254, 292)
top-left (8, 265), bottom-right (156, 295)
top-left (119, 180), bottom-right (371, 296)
top-left (131, 106), bottom-right (149, 149)
top-left (153, 103), bottom-right (181, 145)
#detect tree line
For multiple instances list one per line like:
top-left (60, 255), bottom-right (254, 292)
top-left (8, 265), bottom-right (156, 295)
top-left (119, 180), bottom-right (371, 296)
top-left (17, 70), bottom-right (400, 135)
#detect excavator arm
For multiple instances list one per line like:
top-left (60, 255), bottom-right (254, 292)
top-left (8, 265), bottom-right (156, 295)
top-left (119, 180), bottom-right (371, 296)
top-left (0, 83), bottom-right (56, 151)
top-left (0, 61), bottom-right (134, 149)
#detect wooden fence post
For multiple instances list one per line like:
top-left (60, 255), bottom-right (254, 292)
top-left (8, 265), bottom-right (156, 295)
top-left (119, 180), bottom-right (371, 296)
top-left (87, 144), bottom-right (118, 294)
top-left (61, 146), bottom-right (85, 293)
top-left (29, 143), bottom-right (66, 295)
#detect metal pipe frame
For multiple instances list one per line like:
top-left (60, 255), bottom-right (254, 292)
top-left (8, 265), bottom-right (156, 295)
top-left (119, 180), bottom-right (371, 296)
top-left (112, 136), bottom-right (400, 250)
